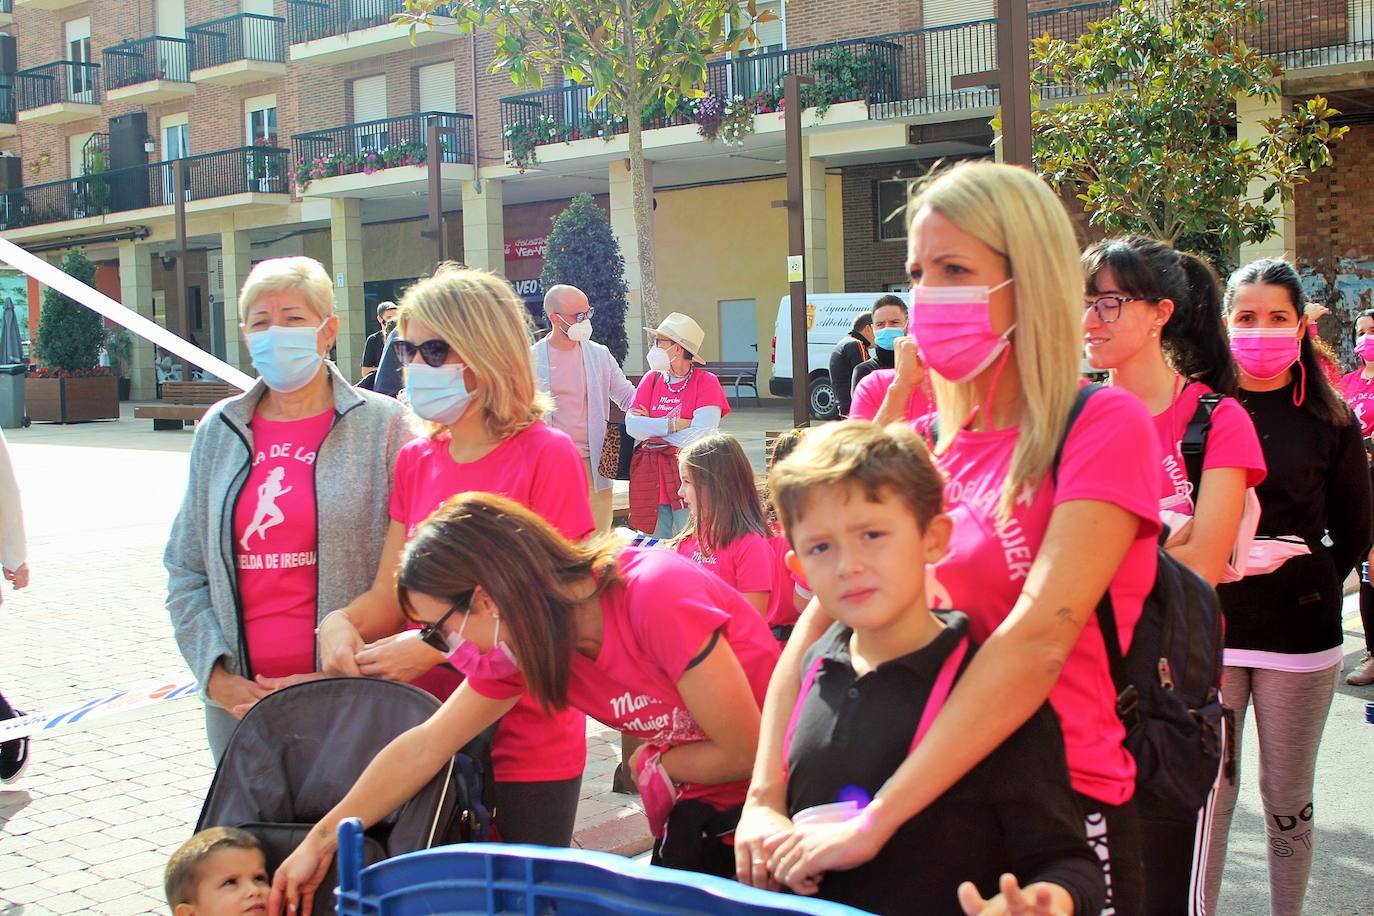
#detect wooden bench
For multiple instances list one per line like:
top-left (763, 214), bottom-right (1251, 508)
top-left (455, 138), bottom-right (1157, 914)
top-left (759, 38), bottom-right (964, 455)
top-left (134, 381), bottom-right (240, 430)
top-left (703, 361), bottom-right (760, 405)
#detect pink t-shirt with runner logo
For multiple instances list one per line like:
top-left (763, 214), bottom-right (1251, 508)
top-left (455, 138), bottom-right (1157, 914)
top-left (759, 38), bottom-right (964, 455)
top-left (1340, 369), bottom-right (1374, 438)
top-left (388, 420), bottom-right (594, 782)
top-left (675, 530), bottom-right (783, 624)
top-left (629, 370), bottom-right (732, 423)
top-left (927, 385), bottom-right (1162, 805)
top-left (1152, 381), bottom-right (1266, 517)
top-left (469, 548), bottom-right (780, 810)
top-left (849, 369), bottom-right (934, 424)
top-left (234, 410), bottom-right (335, 680)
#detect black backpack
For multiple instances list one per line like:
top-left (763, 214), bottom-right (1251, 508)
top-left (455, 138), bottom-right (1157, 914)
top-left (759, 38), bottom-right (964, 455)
top-left (1054, 384), bottom-right (1226, 813)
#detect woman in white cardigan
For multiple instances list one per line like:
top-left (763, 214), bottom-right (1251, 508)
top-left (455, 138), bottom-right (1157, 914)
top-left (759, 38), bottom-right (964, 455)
top-left (532, 285), bottom-right (636, 532)
top-left (0, 428), bottom-right (30, 784)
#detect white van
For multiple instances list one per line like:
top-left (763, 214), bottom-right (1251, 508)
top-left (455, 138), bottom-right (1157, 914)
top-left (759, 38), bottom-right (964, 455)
top-left (770, 292), bottom-right (894, 419)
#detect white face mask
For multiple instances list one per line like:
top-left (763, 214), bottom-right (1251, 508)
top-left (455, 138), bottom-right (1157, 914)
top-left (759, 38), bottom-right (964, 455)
top-left (563, 318), bottom-right (593, 342)
top-left (646, 345), bottom-right (672, 375)
top-left (405, 363), bottom-right (472, 425)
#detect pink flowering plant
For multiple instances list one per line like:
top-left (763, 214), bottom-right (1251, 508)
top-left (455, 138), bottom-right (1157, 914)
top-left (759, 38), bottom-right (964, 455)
top-left (291, 141), bottom-right (428, 191)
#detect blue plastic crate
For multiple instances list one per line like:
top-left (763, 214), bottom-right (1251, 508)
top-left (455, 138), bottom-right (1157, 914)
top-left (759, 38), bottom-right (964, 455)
top-left (334, 818), bottom-right (869, 915)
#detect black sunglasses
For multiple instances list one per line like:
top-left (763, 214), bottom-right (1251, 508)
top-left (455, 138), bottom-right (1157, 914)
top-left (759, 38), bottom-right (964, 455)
top-left (392, 337), bottom-right (453, 369)
top-left (414, 592), bottom-right (474, 652)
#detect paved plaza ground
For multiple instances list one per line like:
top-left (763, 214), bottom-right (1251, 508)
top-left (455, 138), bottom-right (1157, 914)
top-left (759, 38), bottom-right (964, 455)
top-left (0, 403), bottom-right (1370, 914)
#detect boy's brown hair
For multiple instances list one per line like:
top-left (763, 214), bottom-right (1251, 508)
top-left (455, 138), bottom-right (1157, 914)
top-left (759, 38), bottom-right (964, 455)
top-left (770, 421), bottom-right (945, 545)
top-left (164, 826), bottom-right (264, 909)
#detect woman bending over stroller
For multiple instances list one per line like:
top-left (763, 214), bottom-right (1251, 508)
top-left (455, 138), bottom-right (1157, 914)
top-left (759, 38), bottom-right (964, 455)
top-left (269, 491), bottom-right (780, 914)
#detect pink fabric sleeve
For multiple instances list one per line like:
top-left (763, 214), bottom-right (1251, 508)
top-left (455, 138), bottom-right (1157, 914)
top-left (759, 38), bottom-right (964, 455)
top-left (1054, 386), bottom-right (1164, 539)
top-left (628, 553), bottom-right (732, 683)
top-left (528, 430), bottom-right (596, 540)
top-left (695, 372), bottom-right (732, 418)
top-left (1201, 397), bottom-right (1267, 489)
top-left (729, 533), bottom-right (776, 595)
top-left (848, 373), bottom-right (885, 420)
top-left (630, 373), bottom-right (658, 413)
top-left (466, 670), bottom-right (527, 701)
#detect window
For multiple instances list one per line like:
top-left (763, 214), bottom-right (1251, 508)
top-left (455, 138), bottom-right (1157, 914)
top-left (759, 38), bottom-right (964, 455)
top-left (245, 93), bottom-right (278, 146)
top-left (730, 0), bottom-right (784, 98)
top-left (350, 75), bottom-right (388, 150)
top-left (875, 180), bottom-right (908, 243)
top-left (416, 62), bottom-right (456, 113)
top-left (64, 18), bottom-right (94, 99)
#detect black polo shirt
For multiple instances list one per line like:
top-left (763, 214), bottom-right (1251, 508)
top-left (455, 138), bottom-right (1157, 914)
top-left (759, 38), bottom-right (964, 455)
top-left (785, 612), bottom-right (1103, 916)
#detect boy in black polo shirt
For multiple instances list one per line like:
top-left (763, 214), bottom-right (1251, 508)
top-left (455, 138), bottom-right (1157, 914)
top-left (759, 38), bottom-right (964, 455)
top-left (762, 422), bottom-right (1103, 916)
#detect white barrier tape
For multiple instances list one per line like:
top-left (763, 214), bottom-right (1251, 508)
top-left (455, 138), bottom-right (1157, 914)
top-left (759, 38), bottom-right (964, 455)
top-left (0, 677), bottom-right (198, 741)
top-left (0, 237), bottom-right (255, 391)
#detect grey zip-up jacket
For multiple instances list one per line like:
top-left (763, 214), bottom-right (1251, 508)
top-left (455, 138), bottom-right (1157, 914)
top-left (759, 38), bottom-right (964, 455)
top-left (164, 363), bottom-right (410, 700)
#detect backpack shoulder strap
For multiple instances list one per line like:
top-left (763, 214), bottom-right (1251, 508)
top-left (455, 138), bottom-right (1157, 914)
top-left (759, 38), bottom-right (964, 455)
top-left (1181, 392), bottom-right (1224, 497)
top-left (1051, 383), bottom-right (1104, 484)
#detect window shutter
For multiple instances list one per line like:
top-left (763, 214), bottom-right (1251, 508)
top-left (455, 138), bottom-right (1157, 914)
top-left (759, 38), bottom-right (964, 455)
top-left (351, 75), bottom-right (388, 124)
top-left (417, 62), bottom-right (457, 113)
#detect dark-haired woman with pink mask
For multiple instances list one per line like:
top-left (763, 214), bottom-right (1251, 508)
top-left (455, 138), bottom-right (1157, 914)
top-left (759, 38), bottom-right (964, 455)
top-left (1203, 258), bottom-right (1371, 916)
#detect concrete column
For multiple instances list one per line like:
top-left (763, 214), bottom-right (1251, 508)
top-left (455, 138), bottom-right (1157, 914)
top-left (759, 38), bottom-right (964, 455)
top-left (1238, 93), bottom-right (1296, 265)
top-left (219, 217), bottom-right (252, 373)
top-left (802, 138), bottom-right (829, 294)
top-left (461, 179), bottom-right (505, 275)
top-left (118, 240), bottom-right (156, 401)
top-left (610, 158), bottom-right (650, 373)
top-left (330, 197), bottom-right (366, 378)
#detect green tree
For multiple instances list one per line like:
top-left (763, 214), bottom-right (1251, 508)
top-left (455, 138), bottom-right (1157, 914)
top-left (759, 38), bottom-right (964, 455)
top-left (1030, 0), bottom-right (1347, 270)
top-left (403, 0), bottom-right (772, 327)
top-left (541, 193), bottom-right (631, 364)
top-left (35, 248), bottom-right (103, 372)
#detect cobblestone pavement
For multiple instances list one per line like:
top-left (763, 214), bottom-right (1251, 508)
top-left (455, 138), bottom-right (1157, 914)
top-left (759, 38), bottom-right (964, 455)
top-left (1, 405), bottom-right (1370, 914)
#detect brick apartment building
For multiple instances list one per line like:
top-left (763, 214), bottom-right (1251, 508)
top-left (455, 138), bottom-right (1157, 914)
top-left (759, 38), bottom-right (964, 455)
top-left (0, 0), bottom-right (1369, 402)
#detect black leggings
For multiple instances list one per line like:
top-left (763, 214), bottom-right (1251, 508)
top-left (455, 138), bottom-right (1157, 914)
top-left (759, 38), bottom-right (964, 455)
top-left (492, 776), bottom-right (583, 847)
top-left (1075, 791), bottom-right (1144, 916)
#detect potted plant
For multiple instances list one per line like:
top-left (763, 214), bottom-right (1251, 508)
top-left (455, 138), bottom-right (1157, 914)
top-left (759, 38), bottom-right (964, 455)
top-left (105, 325), bottom-right (133, 401)
top-left (28, 249), bottom-right (118, 423)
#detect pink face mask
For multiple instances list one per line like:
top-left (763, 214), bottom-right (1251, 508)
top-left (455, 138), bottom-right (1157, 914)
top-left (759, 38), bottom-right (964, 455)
top-left (1229, 327), bottom-right (1300, 381)
top-left (445, 613), bottom-right (521, 681)
top-left (1356, 335), bottom-right (1374, 361)
top-left (909, 279), bottom-right (1015, 383)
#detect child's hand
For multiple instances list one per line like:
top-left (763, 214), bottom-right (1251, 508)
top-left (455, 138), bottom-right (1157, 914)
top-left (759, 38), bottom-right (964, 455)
top-left (957, 874), bottom-right (1073, 916)
top-left (764, 815), bottom-right (884, 896)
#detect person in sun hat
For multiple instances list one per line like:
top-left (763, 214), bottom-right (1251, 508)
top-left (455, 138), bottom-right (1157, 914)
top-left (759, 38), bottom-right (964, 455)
top-left (626, 312), bottom-right (730, 538)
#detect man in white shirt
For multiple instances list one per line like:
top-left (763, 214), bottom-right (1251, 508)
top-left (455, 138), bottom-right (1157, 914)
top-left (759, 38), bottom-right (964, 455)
top-left (532, 285), bottom-right (635, 532)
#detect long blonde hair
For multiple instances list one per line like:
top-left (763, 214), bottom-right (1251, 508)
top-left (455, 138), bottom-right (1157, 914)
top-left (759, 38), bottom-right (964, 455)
top-left (909, 162), bottom-right (1083, 520)
top-left (398, 264), bottom-right (552, 440)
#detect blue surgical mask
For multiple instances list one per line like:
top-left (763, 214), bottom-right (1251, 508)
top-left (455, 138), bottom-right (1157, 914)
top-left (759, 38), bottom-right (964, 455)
top-left (246, 321), bottom-right (327, 393)
top-left (874, 327), bottom-right (903, 351)
top-left (405, 362), bottom-right (472, 425)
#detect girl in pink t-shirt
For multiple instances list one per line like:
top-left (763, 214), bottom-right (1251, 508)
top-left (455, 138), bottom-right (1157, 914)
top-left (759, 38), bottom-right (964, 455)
top-left (316, 267), bottom-right (593, 849)
top-left (737, 163), bottom-right (1161, 916)
top-left (1081, 237), bottom-right (1266, 914)
top-left (271, 493), bottom-right (780, 908)
top-left (671, 433), bottom-right (784, 628)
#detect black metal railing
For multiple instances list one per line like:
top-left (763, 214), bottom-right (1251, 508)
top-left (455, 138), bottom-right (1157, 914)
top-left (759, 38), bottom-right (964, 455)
top-left (1253, 0), bottom-right (1374, 69)
top-left (0, 82), bottom-right (14, 126)
top-left (188, 13), bottom-right (287, 70)
top-left (0, 146), bottom-right (289, 231)
top-left (499, 35), bottom-right (903, 151)
top-left (292, 111), bottom-right (473, 181)
top-left (15, 61), bottom-right (100, 111)
top-left (286, 0), bottom-right (407, 44)
top-left (102, 36), bottom-right (190, 90)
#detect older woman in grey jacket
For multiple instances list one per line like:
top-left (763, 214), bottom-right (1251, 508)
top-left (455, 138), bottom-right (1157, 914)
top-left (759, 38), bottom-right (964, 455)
top-left (165, 257), bottom-right (409, 761)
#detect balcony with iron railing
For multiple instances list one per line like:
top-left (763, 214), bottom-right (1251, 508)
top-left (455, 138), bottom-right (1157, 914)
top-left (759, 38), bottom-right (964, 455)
top-left (188, 13), bottom-right (288, 85)
top-left (102, 36), bottom-right (195, 105)
top-left (0, 145), bottom-right (291, 236)
top-left (291, 111), bottom-right (474, 196)
top-left (499, 35), bottom-right (903, 165)
top-left (15, 61), bottom-right (100, 125)
top-left (285, 0), bottom-right (457, 64)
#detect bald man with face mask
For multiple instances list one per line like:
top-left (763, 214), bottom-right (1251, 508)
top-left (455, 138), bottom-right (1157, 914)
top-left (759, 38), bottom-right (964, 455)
top-left (532, 285), bottom-right (636, 531)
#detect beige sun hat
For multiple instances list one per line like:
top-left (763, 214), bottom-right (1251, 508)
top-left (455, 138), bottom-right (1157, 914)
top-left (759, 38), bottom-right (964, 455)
top-left (644, 312), bottom-right (707, 364)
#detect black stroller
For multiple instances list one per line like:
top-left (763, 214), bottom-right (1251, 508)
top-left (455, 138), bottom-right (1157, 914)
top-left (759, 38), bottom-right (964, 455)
top-left (196, 677), bottom-right (492, 915)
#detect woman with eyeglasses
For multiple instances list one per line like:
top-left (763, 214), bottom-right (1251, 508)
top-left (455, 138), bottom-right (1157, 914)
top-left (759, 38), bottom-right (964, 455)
top-left (315, 265), bottom-right (594, 848)
top-left (269, 492), bottom-right (780, 914)
top-left (165, 257), bottom-right (410, 763)
top-left (1080, 238), bottom-right (1265, 915)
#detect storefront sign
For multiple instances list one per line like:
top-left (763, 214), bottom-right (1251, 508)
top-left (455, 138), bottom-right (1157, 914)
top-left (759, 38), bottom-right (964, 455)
top-left (504, 237), bottom-right (547, 261)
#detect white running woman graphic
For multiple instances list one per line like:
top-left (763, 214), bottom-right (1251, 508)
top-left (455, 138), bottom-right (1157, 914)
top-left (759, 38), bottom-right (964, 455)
top-left (240, 466), bottom-right (293, 549)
